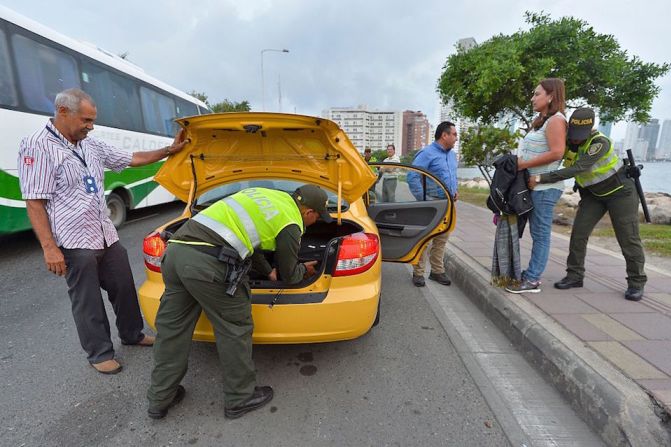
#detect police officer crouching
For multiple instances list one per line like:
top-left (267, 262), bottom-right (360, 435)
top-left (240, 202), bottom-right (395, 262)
top-left (147, 184), bottom-right (332, 419)
top-left (528, 108), bottom-right (647, 301)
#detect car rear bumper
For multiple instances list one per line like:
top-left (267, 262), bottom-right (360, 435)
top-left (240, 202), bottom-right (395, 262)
top-left (138, 267), bottom-right (381, 344)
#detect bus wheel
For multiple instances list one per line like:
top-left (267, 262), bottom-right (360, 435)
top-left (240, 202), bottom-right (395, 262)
top-left (106, 193), bottom-right (127, 228)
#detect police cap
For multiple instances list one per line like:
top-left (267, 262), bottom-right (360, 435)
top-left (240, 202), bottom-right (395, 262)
top-left (293, 185), bottom-right (334, 223)
top-left (568, 107), bottom-right (595, 141)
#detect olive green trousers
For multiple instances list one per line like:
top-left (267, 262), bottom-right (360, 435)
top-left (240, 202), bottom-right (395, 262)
top-left (566, 179), bottom-right (647, 288)
top-left (147, 242), bottom-right (256, 410)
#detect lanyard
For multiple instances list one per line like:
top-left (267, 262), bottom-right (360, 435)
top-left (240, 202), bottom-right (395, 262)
top-left (45, 126), bottom-right (88, 169)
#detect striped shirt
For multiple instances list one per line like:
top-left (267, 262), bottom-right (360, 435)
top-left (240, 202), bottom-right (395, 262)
top-left (17, 120), bottom-right (132, 249)
top-left (519, 112), bottom-right (566, 191)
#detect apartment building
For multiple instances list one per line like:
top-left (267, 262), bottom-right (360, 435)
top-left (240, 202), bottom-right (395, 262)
top-left (323, 106), bottom-right (403, 154)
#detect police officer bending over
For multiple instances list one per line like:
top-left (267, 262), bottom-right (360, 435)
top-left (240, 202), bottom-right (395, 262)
top-left (147, 185), bottom-right (332, 419)
top-left (528, 108), bottom-right (646, 301)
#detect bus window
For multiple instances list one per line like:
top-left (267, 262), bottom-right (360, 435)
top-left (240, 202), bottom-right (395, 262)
top-left (0, 28), bottom-right (17, 107)
top-left (198, 105), bottom-right (211, 115)
top-left (12, 34), bottom-right (79, 114)
top-left (81, 61), bottom-right (143, 132)
top-left (140, 86), bottom-right (176, 136)
top-left (176, 98), bottom-right (198, 118)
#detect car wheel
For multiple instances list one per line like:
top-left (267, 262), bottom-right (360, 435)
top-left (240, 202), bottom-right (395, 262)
top-left (372, 297), bottom-right (380, 327)
top-left (106, 192), bottom-right (127, 228)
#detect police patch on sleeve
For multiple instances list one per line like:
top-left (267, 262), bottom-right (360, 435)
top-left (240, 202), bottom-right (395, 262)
top-left (587, 142), bottom-right (603, 156)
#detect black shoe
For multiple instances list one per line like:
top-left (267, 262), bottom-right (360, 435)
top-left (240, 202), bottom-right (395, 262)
top-left (625, 287), bottom-right (644, 301)
top-left (554, 277), bottom-right (583, 290)
top-left (148, 385), bottom-right (185, 419)
top-left (224, 386), bottom-right (274, 419)
top-left (429, 272), bottom-right (451, 286)
top-left (412, 275), bottom-right (425, 287)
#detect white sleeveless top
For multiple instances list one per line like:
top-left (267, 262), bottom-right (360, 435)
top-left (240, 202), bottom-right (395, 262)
top-left (519, 112), bottom-right (566, 191)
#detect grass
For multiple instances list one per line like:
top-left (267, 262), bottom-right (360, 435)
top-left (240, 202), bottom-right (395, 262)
top-left (593, 224), bottom-right (671, 257)
top-left (459, 185), bottom-right (671, 258)
top-left (458, 186), bottom-right (490, 208)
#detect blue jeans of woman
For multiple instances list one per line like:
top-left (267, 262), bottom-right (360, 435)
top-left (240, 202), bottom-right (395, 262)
top-left (524, 188), bottom-right (562, 282)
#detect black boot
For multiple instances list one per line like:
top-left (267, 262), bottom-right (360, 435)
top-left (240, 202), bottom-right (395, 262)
top-left (554, 277), bottom-right (583, 290)
top-left (148, 385), bottom-right (185, 419)
top-left (624, 287), bottom-right (644, 302)
top-left (224, 386), bottom-right (274, 419)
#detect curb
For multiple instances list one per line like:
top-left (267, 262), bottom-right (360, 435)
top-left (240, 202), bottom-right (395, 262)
top-left (445, 243), bottom-right (671, 447)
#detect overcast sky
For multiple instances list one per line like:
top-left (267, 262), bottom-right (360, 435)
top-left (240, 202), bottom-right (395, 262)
top-left (4, 0), bottom-right (670, 139)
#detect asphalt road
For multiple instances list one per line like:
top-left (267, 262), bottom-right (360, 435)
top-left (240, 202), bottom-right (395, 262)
top-left (0, 203), bottom-right (509, 447)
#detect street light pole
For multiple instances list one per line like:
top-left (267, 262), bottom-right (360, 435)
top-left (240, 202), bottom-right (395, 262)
top-left (260, 48), bottom-right (289, 111)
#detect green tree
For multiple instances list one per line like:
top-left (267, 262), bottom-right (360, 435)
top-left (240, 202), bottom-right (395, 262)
top-left (210, 99), bottom-right (251, 113)
top-left (437, 12), bottom-right (669, 163)
top-left (187, 91), bottom-right (251, 113)
top-left (400, 149), bottom-right (420, 165)
top-left (188, 90), bottom-right (209, 104)
top-left (459, 126), bottom-right (521, 167)
top-left (370, 149), bottom-right (388, 162)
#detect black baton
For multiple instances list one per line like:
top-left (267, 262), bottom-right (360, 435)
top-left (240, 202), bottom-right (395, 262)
top-left (625, 149), bottom-right (651, 223)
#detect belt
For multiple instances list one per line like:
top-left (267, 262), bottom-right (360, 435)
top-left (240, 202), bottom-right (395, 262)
top-left (169, 240), bottom-right (242, 264)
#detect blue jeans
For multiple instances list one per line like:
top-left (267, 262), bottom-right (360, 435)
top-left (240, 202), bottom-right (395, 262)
top-left (524, 188), bottom-right (562, 282)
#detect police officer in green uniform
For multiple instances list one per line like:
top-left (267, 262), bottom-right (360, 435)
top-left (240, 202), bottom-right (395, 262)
top-left (529, 108), bottom-right (646, 301)
top-left (147, 185), bottom-right (332, 419)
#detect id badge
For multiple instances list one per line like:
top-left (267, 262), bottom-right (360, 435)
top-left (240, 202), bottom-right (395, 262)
top-left (83, 175), bottom-right (98, 193)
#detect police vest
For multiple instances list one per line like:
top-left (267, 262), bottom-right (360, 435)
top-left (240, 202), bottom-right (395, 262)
top-left (192, 188), bottom-right (304, 259)
top-left (575, 132), bottom-right (622, 196)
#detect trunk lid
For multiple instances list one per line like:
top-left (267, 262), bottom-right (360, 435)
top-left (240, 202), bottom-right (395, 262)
top-left (155, 112), bottom-right (378, 203)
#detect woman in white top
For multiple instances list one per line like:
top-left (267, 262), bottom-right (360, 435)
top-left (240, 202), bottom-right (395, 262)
top-left (507, 78), bottom-right (567, 293)
top-left (381, 144), bottom-right (401, 202)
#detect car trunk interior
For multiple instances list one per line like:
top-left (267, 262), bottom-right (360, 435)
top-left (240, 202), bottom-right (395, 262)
top-left (161, 218), bottom-right (364, 289)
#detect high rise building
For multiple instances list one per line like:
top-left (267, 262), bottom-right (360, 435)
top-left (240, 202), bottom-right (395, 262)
top-left (323, 106), bottom-right (403, 154)
top-left (401, 111), bottom-right (431, 156)
top-left (639, 119), bottom-right (660, 160)
top-left (623, 122), bottom-right (640, 153)
top-left (634, 139), bottom-right (649, 161)
top-left (456, 37), bottom-right (477, 52)
top-left (597, 121), bottom-right (612, 138)
top-left (657, 119), bottom-right (671, 159)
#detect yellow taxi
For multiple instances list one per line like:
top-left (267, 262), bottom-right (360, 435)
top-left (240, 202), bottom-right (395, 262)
top-left (138, 113), bottom-right (455, 344)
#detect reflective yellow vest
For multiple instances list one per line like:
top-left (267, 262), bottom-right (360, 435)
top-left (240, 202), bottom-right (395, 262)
top-left (192, 188), bottom-right (304, 259)
top-left (575, 132), bottom-right (622, 196)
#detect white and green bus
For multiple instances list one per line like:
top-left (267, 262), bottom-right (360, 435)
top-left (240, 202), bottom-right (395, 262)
top-left (0, 6), bottom-right (209, 234)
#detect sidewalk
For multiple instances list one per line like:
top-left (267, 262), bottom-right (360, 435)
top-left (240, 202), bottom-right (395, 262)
top-left (445, 201), bottom-right (671, 446)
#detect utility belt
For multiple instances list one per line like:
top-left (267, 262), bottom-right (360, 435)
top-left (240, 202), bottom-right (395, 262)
top-left (578, 166), bottom-right (628, 197)
top-left (169, 240), bottom-right (252, 295)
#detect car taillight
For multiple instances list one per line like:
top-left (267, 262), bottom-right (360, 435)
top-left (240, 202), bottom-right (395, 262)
top-left (333, 232), bottom-right (379, 277)
top-left (143, 232), bottom-right (166, 273)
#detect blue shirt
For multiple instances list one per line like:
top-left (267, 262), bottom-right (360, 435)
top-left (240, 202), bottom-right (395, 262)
top-left (407, 141), bottom-right (457, 200)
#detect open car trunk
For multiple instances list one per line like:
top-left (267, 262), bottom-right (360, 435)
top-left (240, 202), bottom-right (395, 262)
top-left (161, 217), bottom-right (364, 289)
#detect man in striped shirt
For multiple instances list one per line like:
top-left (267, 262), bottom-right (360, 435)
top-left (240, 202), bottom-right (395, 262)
top-left (18, 88), bottom-right (188, 375)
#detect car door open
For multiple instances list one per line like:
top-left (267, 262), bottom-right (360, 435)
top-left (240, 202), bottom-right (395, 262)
top-left (367, 163), bottom-right (455, 263)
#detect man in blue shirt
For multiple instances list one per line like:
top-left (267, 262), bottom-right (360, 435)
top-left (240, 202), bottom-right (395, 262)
top-left (407, 121), bottom-right (458, 287)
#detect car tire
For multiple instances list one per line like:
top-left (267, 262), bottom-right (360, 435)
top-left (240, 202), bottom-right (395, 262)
top-left (106, 192), bottom-right (127, 228)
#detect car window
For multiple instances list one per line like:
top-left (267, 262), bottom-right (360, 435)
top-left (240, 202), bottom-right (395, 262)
top-left (195, 179), bottom-right (348, 211)
top-left (368, 164), bottom-right (449, 204)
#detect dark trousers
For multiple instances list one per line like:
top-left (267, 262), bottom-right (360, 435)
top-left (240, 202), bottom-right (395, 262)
top-left (147, 242), bottom-right (256, 410)
top-left (62, 242), bottom-right (144, 363)
top-left (566, 179), bottom-right (647, 288)
top-left (382, 178), bottom-right (397, 202)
